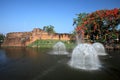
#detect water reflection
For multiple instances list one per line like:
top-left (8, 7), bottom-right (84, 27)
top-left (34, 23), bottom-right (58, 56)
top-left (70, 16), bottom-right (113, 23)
top-left (0, 49), bottom-right (7, 63)
top-left (0, 47), bottom-right (48, 68)
top-left (0, 47), bottom-right (120, 80)
top-left (2, 47), bottom-right (39, 59)
top-left (0, 47), bottom-right (59, 80)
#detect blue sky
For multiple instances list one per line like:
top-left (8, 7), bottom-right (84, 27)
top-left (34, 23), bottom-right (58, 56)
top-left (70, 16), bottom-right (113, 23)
top-left (0, 0), bottom-right (120, 34)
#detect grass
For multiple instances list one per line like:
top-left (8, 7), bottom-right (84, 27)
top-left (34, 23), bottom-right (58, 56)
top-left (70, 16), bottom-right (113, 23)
top-left (28, 39), bottom-right (76, 49)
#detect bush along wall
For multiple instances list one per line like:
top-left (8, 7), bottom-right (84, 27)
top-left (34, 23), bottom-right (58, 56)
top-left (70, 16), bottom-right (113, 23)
top-left (28, 39), bottom-right (76, 49)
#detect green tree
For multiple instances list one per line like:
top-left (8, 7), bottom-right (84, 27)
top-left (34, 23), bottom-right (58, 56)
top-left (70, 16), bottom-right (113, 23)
top-left (0, 33), bottom-right (5, 45)
top-left (73, 13), bottom-right (88, 27)
top-left (73, 13), bottom-right (88, 43)
top-left (43, 25), bottom-right (56, 34)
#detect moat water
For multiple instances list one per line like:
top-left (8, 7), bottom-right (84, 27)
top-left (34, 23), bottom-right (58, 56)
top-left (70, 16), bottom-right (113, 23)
top-left (0, 47), bottom-right (120, 80)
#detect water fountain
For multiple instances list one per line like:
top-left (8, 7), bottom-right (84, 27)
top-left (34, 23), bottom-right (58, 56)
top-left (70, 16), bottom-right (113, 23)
top-left (69, 43), bottom-right (101, 70)
top-left (52, 41), bottom-right (68, 55)
top-left (92, 42), bottom-right (107, 56)
top-left (68, 30), bottom-right (105, 70)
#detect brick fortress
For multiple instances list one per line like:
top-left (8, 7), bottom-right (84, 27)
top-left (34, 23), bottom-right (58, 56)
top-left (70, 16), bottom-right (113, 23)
top-left (2, 28), bottom-right (71, 47)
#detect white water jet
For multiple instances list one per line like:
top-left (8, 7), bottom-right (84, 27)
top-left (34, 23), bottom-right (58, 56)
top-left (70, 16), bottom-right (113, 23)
top-left (52, 41), bottom-right (68, 55)
top-left (92, 42), bottom-right (107, 56)
top-left (69, 43), bottom-right (101, 70)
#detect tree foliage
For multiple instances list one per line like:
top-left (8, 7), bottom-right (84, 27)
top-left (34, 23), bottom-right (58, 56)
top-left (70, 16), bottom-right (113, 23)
top-left (75, 8), bottom-right (120, 41)
top-left (43, 25), bottom-right (56, 34)
top-left (73, 13), bottom-right (88, 26)
top-left (0, 33), bottom-right (5, 44)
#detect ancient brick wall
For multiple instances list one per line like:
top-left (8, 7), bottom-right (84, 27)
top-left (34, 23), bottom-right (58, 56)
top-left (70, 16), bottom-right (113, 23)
top-left (1, 28), bottom-right (71, 47)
